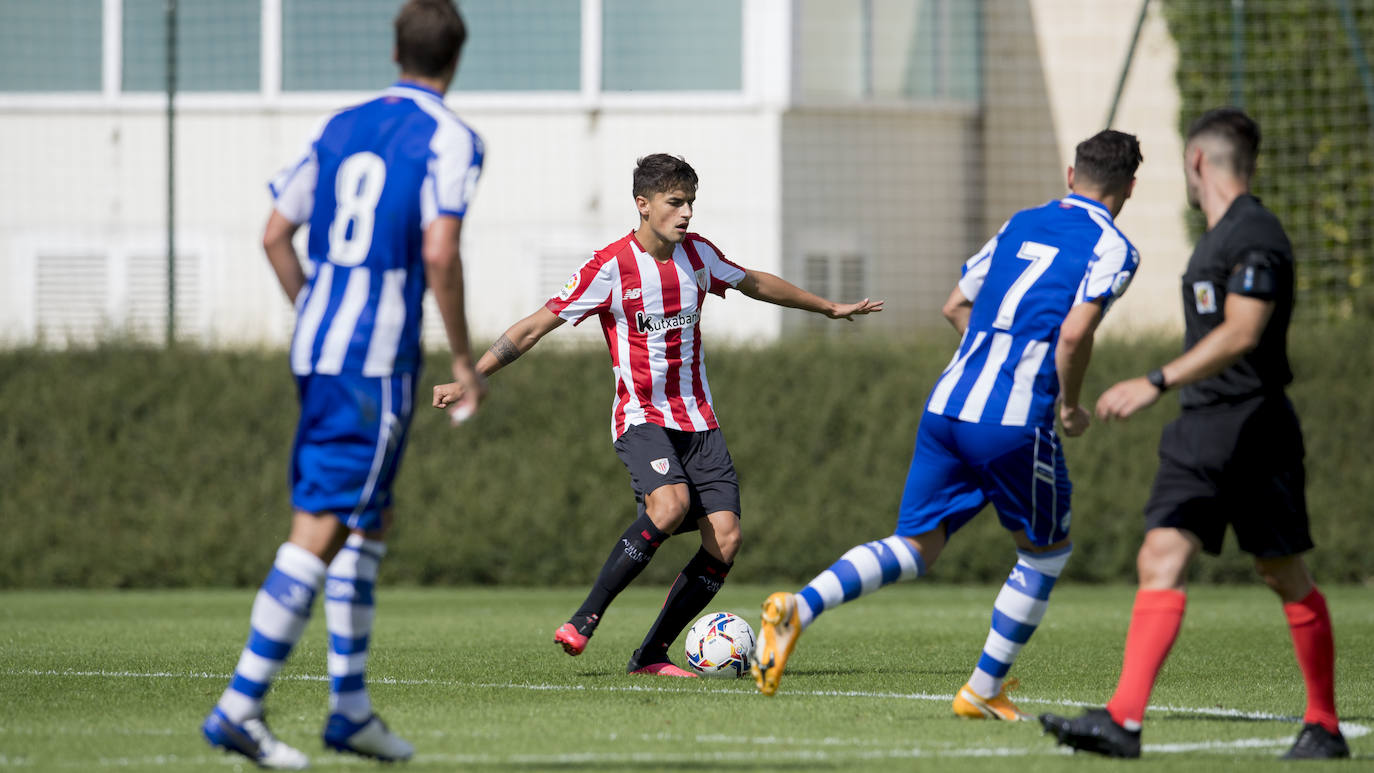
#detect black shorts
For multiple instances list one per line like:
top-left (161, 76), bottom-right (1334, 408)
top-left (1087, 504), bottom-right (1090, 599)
top-left (613, 423), bottom-right (741, 533)
top-left (1144, 394), bottom-right (1312, 557)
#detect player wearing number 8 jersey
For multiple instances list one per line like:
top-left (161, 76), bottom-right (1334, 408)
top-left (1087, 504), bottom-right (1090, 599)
top-left (434, 153), bottom-right (882, 676)
top-left (202, 2), bottom-right (481, 768)
top-left (753, 131), bottom-right (1143, 718)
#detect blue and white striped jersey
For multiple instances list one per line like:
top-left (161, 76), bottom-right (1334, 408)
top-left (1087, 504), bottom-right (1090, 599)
top-left (927, 193), bottom-right (1139, 428)
top-left (269, 82), bottom-right (484, 377)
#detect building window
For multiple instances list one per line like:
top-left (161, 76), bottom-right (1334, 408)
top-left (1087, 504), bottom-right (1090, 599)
top-left (283, 0), bottom-right (583, 93)
top-left (601, 0), bottom-right (742, 92)
top-left (122, 0), bottom-right (261, 92)
top-left (795, 0), bottom-right (980, 103)
top-left (3, 0), bottom-right (756, 99)
top-left (456, 0), bottom-right (581, 91)
top-left (282, 0), bottom-right (395, 92)
top-left (0, 0), bottom-right (102, 92)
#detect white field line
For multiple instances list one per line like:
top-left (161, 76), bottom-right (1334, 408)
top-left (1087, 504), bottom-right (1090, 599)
top-left (0, 739), bottom-right (1334, 769)
top-left (0, 667), bottom-right (1367, 767)
top-left (11, 667), bottom-right (1366, 737)
top-left (2, 750), bottom-right (1073, 768)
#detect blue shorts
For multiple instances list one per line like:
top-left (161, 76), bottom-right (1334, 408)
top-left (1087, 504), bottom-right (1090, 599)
top-left (290, 372), bottom-right (416, 531)
top-left (896, 412), bottom-right (1071, 546)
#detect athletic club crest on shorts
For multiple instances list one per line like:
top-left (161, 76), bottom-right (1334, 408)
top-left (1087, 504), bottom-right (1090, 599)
top-left (1193, 280), bottom-right (1217, 314)
top-left (650, 458), bottom-right (670, 475)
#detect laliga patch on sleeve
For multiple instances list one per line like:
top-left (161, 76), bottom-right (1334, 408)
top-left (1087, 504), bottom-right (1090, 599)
top-left (1111, 270), bottom-right (1133, 296)
top-left (1193, 280), bottom-right (1218, 314)
top-left (558, 270), bottom-right (581, 301)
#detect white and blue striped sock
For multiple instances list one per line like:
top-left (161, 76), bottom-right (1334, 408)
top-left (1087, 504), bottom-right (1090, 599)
top-left (217, 542), bottom-right (326, 723)
top-left (795, 536), bottom-right (925, 630)
top-left (967, 545), bottom-right (1073, 699)
top-left (325, 534), bottom-right (385, 722)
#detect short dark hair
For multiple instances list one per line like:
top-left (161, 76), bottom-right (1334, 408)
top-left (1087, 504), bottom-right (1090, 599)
top-left (1186, 107), bottom-right (1260, 178)
top-left (395, 0), bottom-right (466, 79)
top-left (632, 154), bottom-right (698, 199)
top-left (1073, 130), bottom-right (1143, 194)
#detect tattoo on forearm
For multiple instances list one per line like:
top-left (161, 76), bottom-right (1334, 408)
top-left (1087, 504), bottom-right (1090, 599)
top-left (490, 334), bottom-right (522, 366)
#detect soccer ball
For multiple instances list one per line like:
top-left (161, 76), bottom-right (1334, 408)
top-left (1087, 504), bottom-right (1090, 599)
top-left (684, 612), bottom-right (756, 678)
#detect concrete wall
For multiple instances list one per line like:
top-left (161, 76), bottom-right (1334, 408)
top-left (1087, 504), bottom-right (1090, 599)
top-left (987, 0), bottom-right (1191, 336)
top-left (0, 0), bottom-right (1192, 348)
top-left (779, 105), bottom-right (981, 335)
top-left (0, 104), bottom-right (783, 348)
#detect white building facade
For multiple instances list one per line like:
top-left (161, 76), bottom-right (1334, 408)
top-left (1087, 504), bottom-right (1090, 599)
top-left (0, 0), bottom-right (1188, 348)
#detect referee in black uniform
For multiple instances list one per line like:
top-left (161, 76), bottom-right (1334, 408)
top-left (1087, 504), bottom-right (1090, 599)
top-left (1040, 108), bottom-right (1347, 759)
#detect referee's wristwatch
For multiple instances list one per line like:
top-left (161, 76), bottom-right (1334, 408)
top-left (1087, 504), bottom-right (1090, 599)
top-left (1146, 368), bottom-right (1169, 392)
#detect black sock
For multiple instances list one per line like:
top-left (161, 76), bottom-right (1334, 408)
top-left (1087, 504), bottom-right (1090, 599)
top-left (634, 547), bottom-right (732, 663)
top-left (570, 513), bottom-right (669, 632)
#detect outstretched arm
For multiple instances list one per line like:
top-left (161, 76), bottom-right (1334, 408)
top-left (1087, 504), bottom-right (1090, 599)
top-left (477, 307), bottom-right (566, 376)
top-left (1055, 301), bottom-right (1103, 436)
top-left (735, 269), bottom-right (884, 320)
top-left (432, 307), bottom-right (565, 410)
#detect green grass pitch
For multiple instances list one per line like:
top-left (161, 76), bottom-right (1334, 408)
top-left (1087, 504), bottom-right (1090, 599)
top-left (2, 584), bottom-right (1369, 771)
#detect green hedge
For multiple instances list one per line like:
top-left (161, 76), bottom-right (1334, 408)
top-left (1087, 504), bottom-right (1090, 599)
top-left (3, 324), bottom-right (1371, 588)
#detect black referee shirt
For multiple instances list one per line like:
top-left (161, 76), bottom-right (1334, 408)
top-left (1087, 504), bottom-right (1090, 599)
top-left (1178, 194), bottom-right (1295, 408)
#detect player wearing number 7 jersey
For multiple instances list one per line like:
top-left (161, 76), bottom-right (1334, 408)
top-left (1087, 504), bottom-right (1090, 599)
top-left (202, 1), bottom-right (481, 768)
top-left (752, 131), bottom-right (1144, 719)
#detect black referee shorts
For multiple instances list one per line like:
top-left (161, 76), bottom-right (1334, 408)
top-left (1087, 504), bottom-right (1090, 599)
top-left (613, 423), bottom-right (741, 533)
top-left (1144, 394), bottom-right (1313, 557)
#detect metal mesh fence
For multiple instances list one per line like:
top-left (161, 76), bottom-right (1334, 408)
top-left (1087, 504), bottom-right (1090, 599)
top-left (1163, 0), bottom-right (1374, 320)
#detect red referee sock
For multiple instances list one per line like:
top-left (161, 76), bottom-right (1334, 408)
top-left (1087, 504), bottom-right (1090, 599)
top-left (1106, 588), bottom-right (1187, 729)
top-left (1284, 587), bottom-right (1340, 734)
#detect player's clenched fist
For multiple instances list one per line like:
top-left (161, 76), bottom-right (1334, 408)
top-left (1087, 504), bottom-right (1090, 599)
top-left (433, 380), bottom-right (481, 425)
top-left (432, 382), bottom-right (463, 409)
top-left (1058, 402), bottom-right (1091, 437)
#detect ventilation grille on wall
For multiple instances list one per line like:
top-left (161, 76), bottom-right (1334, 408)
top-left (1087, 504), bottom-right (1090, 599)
top-left (36, 255), bottom-right (107, 344)
top-left (34, 253), bottom-right (200, 344)
top-left (803, 252), bottom-right (866, 332)
top-left (127, 254), bottom-right (201, 341)
top-left (539, 251), bottom-right (589, 298)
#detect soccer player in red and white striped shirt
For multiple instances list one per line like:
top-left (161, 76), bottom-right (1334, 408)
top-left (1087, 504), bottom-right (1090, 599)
top-left (434, 154), bottom-right (882, 675)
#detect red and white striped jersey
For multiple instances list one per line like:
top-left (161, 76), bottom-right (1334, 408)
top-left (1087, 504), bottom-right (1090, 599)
top-left (546, 231), bottom-right (748, 440)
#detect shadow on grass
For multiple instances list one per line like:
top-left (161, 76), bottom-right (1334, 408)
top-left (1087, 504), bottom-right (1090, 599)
top-left (779, 666), bottom-right (966, 680)
top-left (1153, 712), bottom-right (1301, 725)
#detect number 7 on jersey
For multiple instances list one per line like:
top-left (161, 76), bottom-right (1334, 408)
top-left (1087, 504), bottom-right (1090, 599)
top-left (993, 241), bottom-right (1059, 330)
